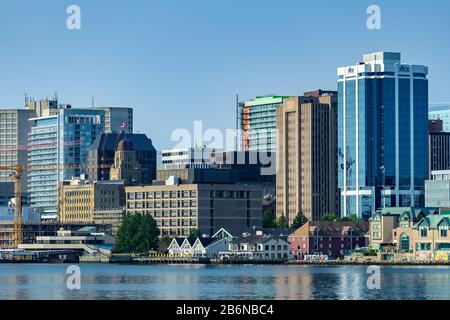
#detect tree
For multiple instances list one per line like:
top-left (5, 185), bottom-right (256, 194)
top-left (340, 214), bottom-right (361, 222)
top-left (262, 211), bottom-right (277, 228)
top-left (291, 211), bottom-right (308, 229)
top-left (114, 213), bottom-right (160, 253)
top-left (157, 237), bottom-right (173, 253)
top-left (189, 228), bottom-right (202, 238)
top-left (322, 213), bottom-right (339, 222)
top-left (275, 216), bottom-right (289, 228)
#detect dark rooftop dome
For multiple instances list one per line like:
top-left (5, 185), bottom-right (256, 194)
top-left (89, 132), bottom-right (156, 153)
top-left (117, 138), bottom-right (134, 151)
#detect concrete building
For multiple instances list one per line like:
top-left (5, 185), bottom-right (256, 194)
top-left (240, 96), bottom-right (286, 152)
top-left (289, 221), bottom-right (369, 259)
top-left (0, 221), bottom-right (112, 249)
top-left (18, 226), bottom-right (115, 256)
top-left (25, 96), bottom-right (59, 117)
top-left (161, 146), bottom-right (213, 168)
top-left (58, 178), bottom-right (125, 235)
top-left (276, 91), bottom-right (337, 224)
top-left (28, 108), bottom-right (105, 217)
top-left (125, 179), bottom-right (263, 237)
top-left (429, 103), bottom-right (450, 132)
top-left (0, 182), bottom-right (39, 222)
top-left (338, 52), bottom-right (429, 218)
top-left (425, 170), bottom-right (450, 208)
top-left (87, 132), bottom-right (157, 183)
top-left (86, 106), bottom-right (133, 133)
top-left (0, 109), bottom-right (36, 190)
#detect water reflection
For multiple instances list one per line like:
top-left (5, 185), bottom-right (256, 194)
top-left (0, 264), bottom-right (448, 300)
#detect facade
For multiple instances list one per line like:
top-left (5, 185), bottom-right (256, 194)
top-left (99, 107), bottom-right (133, 133)
top-left (87, 132), bottom-right (157, 183)
top-left (219, 234), bottom-right (291, 260)
top-left (425, 170), bottom-right (450, 208)
top-left (161, 146), bottom-right (213, 168)
top-left (167, 237), bottom-right (229, 257)
top-left (370, 208), bottom-right (450, 260)
top-left (0, 182), bottom-right (39, 222)
top-left (368, 207), bottom-right (437, 251)
top-left (0, 109), bottom-right (36, 190)
top-left (58, 178), bottom-right (125, 235)
top-left (240, 96), bottom-right (285, 152)
top-left (25, 97), bottom-right (58, 117)
top-left (28, 109), bottom-right (105, 216)
top-left (109, 138), bottom-right (141, 184)
top-left (289, 221), bottom-right (369, 259)
top-left (338, 52), bottom-right (429, 218)
top-left (429, 130), bottom-right (450, 174)
top-left (429, 103), bottom-right (450, 132)
top-left (0, 221), bottom-right (112, 249)
top-left (276, 92), bottom-right (338, 224)
top-left (125, 181), bottom-right (262, 237)
top-left (18, 227), bottom-right (115, 255)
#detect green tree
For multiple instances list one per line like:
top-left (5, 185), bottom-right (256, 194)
top-left (157, 236), bottom-right (173, 253)
top-left (322, 213), bottom-right (338, 221)
top-left (339, 214), bottom-right (361, 222)
top-left (275, 216), bottom-right (289, 228)
top-left (262, 211), bottom-right (277, 228)
top-left (189, 228), bottom-right (202, 238)
top-left (114, 213), bottom-right (159, 253)
top-left (291, 211), bottom-right (308, 229)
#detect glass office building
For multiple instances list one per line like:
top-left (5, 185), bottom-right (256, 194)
top-left (337, 52), bottom-right (429, 219)
top-left (28, 108), bottom-right (105, 217)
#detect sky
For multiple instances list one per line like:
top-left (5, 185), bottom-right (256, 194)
top-left (1, 0), bottom-right (450, 150)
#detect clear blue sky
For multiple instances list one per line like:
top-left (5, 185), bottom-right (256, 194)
top-left (1, 0), bottom-right (449, 149)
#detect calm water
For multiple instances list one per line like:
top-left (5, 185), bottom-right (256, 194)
top-left (0, 263), bottom-right (449, 300)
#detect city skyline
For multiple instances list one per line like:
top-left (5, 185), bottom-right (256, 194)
top-left (1, 0), bottom-right (450, 149)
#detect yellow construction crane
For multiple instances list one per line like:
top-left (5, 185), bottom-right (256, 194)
top-left (0, 165), bottom-right (23, 248)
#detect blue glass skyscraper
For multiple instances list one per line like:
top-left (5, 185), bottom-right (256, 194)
top-left (28, 108), bottom-right (105, 217)
top-left (337, 52), bottom-right (428, 219)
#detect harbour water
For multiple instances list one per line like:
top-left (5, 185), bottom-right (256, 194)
top-left (0, 264), bottom-right (449, 300)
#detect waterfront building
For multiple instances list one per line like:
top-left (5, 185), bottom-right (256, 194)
top-left (0, 109), bottom-right (36, 190)
top-left (28, 108), bottom-right (105, 217)
top-left (87, 132), bottom-right (157, 183)
top-left (161, 146), bottom-right (213, 168)
top-left (219, 232), bottom-right (291, 260)
top-left (425, 170), bottom-right (450, 208)
top-left (338, 52), bottom-right (429, 218)
top-left (125, 178), bottom-right (262, 237)
top-left (167, 237), bottom-right (229, 257)
top-left (429, 103), bottom-right (450, 132)
top-left (276, 91), bottom-right (338, 224)
top-left (0, 221), bottom-right (112, 249)
top-left (288, 221), bottom-right (369, 259)
top-left (240, 96), bottom-right (286, 152)
top-left (429, 125), bottom-right (450, 173)
top-left (58, 177), bottom-right (125, 235)
top-left (370, 208), bottom-right (450, 260)
top-left (18, 226), bottom-right (115, 255)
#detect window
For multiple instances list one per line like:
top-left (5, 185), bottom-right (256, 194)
top-left (439, 226), bottom-right (448, 238)
top-left (419, 226), bottom-right (428, 237)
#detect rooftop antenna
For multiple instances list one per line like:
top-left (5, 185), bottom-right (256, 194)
top-left (91, 96), bottom-right (95, 108)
